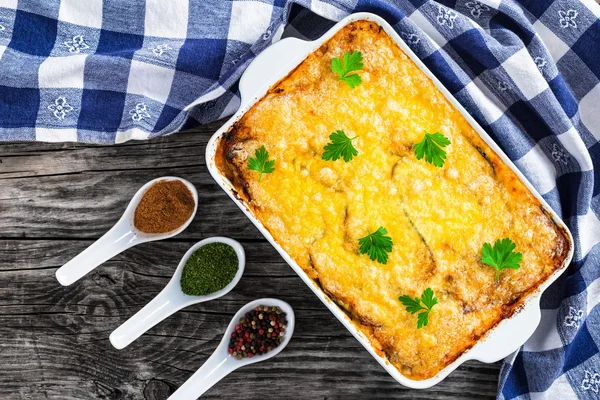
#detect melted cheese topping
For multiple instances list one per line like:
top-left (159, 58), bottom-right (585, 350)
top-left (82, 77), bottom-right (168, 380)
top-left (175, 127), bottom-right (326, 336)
top-left (218, 21), bottom-right (569, 380)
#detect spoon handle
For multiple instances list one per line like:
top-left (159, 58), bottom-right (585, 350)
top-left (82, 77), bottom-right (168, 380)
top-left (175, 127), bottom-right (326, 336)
top-left (168, 351), bottom-right (234, 400)
top-left (55, 221), bottom-right (137, 286)
top-left (109, 282), bottom-right (187, 349)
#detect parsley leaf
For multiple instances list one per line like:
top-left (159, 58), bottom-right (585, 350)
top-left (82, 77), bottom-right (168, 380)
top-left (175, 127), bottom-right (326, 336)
top-left (247, 145), bottom-right (275, 182)
top-left (331, 51), bottom-right (364, 89)
top-left (398, 287), bottom-right (438, 329)
top-left (414, 131), bottom-right (451, 168)
top-left (358, 226), bottom-right (393, 264)
top-left (481, 238), bottom-right (523, 280)
top-left (322, 130), bottom-right (359, 162)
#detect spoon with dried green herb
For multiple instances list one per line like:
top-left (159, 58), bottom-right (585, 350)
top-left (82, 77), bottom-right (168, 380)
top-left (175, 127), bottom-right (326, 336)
top-left (180, 242), bottom-right (239, 296)
top-left (109, 237), bottom-right (245, 350)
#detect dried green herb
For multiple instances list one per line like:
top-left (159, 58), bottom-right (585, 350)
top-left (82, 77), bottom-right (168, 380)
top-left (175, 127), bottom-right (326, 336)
top-left (180, 242), bottom-right (238, 296)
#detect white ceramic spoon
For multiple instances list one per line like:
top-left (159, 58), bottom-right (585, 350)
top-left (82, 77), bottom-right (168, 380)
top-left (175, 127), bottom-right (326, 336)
top-left (169, 298), bottom-right (295, 400)
top-left (109, 237), bottom-right (245, 350)
top-left (55, 176), bottom-right (198, 286)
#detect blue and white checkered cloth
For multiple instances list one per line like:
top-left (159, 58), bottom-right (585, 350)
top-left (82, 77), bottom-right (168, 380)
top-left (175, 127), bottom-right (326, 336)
top-left (1, 0), bottom-right (599, 397)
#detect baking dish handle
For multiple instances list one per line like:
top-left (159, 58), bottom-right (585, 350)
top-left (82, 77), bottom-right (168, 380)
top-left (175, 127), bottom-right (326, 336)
top-left (469, 297), bottom-right (542, 363)
top-left (239, 37), bottom-right (315, 106)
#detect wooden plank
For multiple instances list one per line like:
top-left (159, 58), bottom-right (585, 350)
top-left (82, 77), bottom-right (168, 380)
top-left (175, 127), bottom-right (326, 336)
top-left (0, 134), bottom-right (206, 179)
top-left (0, 123), bottom-right (263, 240)
top-left (0, 239), bottom-right (501, 399)
top-left (0, 165), bottom-right (263, 240)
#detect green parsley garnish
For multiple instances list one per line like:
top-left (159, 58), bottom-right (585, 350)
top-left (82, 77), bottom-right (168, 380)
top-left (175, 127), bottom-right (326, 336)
top-left (331, 51), bottom-right (364, 89)
top-left (322, 130), bottom-right (358, 162)
top-left (414, 131), bottom-right (451, 168)
top-left (481, 238), bottom-right (522, 280)
top-left (247, 145), bottom-right (275, 182)
top-left (358, 226), bottom-right (393, 264)
top-left (398, 287), bottom-right (438, 329)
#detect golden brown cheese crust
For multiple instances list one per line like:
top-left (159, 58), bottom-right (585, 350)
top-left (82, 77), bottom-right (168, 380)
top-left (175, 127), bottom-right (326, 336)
top-left (217, 21), bottom-right (570, 380)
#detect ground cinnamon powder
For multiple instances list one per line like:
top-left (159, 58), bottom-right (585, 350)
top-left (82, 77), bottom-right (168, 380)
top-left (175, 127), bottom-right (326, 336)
top-left (134, 180), bottom-right (195, 233)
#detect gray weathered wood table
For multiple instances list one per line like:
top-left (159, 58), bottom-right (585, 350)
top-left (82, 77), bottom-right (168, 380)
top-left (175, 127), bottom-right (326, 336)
top-left (0, 120), bottom-right (500, 399)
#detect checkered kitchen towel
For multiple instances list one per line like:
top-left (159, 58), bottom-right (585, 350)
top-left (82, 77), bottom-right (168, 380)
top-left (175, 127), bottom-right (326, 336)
top-left (1, 0), bottom-right (600, 397)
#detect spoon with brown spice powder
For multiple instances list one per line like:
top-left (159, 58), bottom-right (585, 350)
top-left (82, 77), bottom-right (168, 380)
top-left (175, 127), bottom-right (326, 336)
top-left (109, 237), bottom-right (245, 350)
top-left (55, 177), bottom-right (198, 286)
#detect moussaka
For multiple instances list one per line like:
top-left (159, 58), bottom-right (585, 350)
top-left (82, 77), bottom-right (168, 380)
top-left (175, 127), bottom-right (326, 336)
top-left (215, 20), bottom-right (570, 380)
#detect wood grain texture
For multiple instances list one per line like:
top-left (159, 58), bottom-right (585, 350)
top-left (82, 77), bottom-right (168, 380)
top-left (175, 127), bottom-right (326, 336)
top-left (0, 121), bottom-right (501, 399)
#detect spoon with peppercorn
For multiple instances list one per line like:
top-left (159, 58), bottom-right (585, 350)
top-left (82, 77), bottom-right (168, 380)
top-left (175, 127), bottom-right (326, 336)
top-left (109, 237), bottom-right (245, 350)
top-left (169, 298), bottom-right (295, 400)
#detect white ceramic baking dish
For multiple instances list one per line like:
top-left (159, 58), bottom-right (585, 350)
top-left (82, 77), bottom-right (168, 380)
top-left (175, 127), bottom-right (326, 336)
top-left (206, 12), bottom-right (574, 388)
